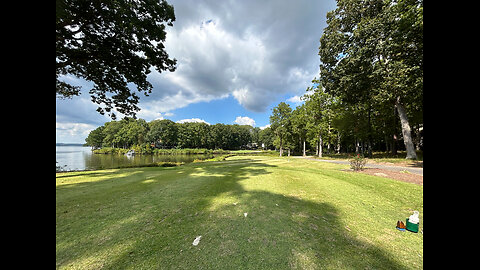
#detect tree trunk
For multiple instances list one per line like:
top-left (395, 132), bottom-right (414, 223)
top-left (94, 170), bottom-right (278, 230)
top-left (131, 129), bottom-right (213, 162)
top-left (367, 107), bottom-right (373, 158)
top-left (327, 123), bottom-right (331, 155)
top-left (395, 97), bottom-right (417, 160)
top-left (385, 134), bottom-right (389, 152)
top-left (318, 133), bottom-right (323, 157)
top-left (279, 137), bottom-right (283, 157)
top-left (303, 139), bottom-right (306, 157)
top-left (392, 134), bottom-right (397, 155)
top-left (415, 125), bottom-right (421, 151)
top-left (336, 133), bottom-right (341, 154)
top-left (367, 141), bottom-right (372, 158)
top-left (299, 135), bottom-right (302, 154)
top-left (392, 107), bottom-right (397, 155)
top-left (355, 138), bottom-right (359, 154)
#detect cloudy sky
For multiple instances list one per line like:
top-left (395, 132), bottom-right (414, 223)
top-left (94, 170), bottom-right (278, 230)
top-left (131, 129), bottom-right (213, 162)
top-left (56, 0), bottom-right (337, 143)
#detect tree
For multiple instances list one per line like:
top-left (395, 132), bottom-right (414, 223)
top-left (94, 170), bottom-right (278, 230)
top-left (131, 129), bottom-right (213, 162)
top-left (146, 119), bottom-right (177, 148)
top-left (209, 124), bottom-right (228, 149)
top-left (176, 123), bottom-right (195, 149)
top-left (251, 127), bottom-right (261, 145)
top-left (235, 125), bottom-right (254, 149)
top-left (270, 102), bottom-right (292, 157)
top-left (303, 83), bottom-right (335, 157)
top-left (85, 126), bottom-right (105, 149)
top-left (117, 118), bottom-right (148, 148)
top-left (56, 0), bottom-right (177, 119)
top-left (319, 0), bottom-right (422, 159)
top-left (291, 104), bottom-right (308, 156)
top-left (102, 120), bottom-right (123, 148)
top-left (258, 127), bottom-right (275, 150)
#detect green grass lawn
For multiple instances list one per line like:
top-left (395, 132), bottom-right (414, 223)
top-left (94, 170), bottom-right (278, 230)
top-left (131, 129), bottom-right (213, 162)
top-left (56, 155), bottom-right (423, 269)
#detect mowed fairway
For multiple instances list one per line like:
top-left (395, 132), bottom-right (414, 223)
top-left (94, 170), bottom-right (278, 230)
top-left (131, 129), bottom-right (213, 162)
top-left (56, 156), bottom-right (423, 269)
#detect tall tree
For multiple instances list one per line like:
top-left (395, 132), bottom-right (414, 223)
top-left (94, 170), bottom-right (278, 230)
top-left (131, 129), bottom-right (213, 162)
top-left (85, 126), bottom-right (105, 149)
top-left (258, 127), bottom-right (275, 150)
top-left (146, 119), bottom-right (178, 148)
top-left (303, 83), bottom-right (335, 157)
top-left (101, 120), bottom-right (123, 148)
top-left (319, 0), bottom-right (422, 159)
top-left (209, 124), bottom-right (228, 149)
top-left (56, 0), bottom-right (177, 119)
top-left (270, 102), bottom-right (292, 157)
top-left (291, 104), bottom-right (309, 156)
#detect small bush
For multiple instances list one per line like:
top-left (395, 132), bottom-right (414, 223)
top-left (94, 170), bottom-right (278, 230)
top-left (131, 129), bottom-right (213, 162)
top-left (350, 154), bottom-right (367, 171)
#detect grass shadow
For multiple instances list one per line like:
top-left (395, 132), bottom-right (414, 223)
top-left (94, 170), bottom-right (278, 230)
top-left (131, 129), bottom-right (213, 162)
top-left (56, 158), bottom-right (409, 269)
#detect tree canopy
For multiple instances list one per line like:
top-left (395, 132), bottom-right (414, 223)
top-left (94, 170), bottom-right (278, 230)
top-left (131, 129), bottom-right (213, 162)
top-left (269, 102), bottom-right (292, 156)
top-left (56, 0), bottom-right (177, 119)
top-left (318, 0), bottom-right (422, 159)
top-left (85, 118), bottom-right (273, 151)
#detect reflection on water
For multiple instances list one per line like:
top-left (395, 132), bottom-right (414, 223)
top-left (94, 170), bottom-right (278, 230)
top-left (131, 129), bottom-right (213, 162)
top-left (56, 146), bottom-right (213, 171)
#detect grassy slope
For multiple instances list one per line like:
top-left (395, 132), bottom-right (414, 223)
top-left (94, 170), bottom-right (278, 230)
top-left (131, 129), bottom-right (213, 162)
top-left (56, 156), bottom-right (423, 269)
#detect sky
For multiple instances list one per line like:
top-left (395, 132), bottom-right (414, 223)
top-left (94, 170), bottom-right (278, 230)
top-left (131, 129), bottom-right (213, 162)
top-left (56, 0), bottom-right (337, 143)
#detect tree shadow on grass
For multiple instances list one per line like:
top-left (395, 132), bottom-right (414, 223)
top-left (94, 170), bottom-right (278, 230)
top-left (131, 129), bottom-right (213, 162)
top-left (56, 158), bottom-right (408, 269)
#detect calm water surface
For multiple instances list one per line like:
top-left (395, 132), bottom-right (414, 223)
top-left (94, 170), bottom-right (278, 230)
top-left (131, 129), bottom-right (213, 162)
top-left (56, 145), bottom-right (213, 171)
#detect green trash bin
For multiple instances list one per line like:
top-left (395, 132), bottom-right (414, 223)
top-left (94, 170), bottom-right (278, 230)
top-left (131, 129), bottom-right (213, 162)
top-left (406, 218), bottom-right (419, 233)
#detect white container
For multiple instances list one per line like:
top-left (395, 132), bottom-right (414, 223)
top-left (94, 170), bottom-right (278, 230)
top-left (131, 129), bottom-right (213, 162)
top-left (408, 211), bottom-right (419, 224)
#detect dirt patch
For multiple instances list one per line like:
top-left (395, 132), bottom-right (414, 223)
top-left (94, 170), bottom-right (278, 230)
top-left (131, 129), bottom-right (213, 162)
top-left (369, 160), bottom-right (423, 168)
top-left (358, 168), bottom-right (423, 185)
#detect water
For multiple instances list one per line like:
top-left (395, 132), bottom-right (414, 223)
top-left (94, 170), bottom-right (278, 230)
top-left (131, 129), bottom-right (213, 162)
top-left (56, 145), bottom-right (214, 171)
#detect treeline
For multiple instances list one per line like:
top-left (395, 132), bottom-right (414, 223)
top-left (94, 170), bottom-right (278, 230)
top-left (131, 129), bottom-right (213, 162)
top-left (85, 119), bottom-right (276, 151)
top-left (319, 0), bottom-right (422, 160)
top-left (268, 85), bottom-right (422, 159)
top-left (269, 0), bottom-right (423, 159)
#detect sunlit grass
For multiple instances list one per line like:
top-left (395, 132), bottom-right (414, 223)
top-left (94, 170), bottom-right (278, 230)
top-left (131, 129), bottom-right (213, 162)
top-left (56, 155), bottom-right (422, 269)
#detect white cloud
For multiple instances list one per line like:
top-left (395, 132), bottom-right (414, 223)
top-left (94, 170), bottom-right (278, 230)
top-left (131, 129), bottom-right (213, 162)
top-left (176, 118), bottom-right (210, 125)
top-left (259, 124), bottom-right (271, 130)
top-left (56, 122), bottom-right (97, 143)
top-left (234, 116), bottom-right (256, 127)
top-left (287, 95), bottom-right (304, 104)
top-left (56, 122), bottom-right (96, 136)
top-left (140, 0), bottom-right (335, 113)
top-left (136, 109), bottom-right (164, 121)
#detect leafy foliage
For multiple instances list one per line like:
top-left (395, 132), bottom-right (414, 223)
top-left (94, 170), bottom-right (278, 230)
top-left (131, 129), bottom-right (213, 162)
top-left (56, 0), bottom-right (177, 119)
top-left (269, 102), bottom-right (292, 156)
top-left (349, 154), bottom-right (367, 171)
top-left (317, 0), bottom-right (422, 158)
top-left (85, 118), bottom-right (271, 151)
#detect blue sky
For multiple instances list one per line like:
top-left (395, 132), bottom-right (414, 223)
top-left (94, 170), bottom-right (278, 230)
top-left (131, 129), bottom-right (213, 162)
top-left (170, 93), bottom-right (303, 127)
top-left (56, 0), bottom-right (337, 143)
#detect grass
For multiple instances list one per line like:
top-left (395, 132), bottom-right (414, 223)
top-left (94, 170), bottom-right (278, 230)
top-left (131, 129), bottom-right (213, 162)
top-left (56, 155), bottom-right (423, 269)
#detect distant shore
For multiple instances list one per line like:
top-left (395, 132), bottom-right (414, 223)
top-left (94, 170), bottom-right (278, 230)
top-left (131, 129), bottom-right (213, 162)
top-left (56, 143), bottom-right (86, 146)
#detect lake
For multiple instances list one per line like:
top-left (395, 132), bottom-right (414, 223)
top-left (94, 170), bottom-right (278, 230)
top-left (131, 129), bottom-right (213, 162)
top-left (56, 145), bottom-right (214, 171)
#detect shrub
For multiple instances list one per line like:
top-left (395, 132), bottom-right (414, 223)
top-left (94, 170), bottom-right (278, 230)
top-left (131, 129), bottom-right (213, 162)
top-left (350, 154), bottom-right (367, 171)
